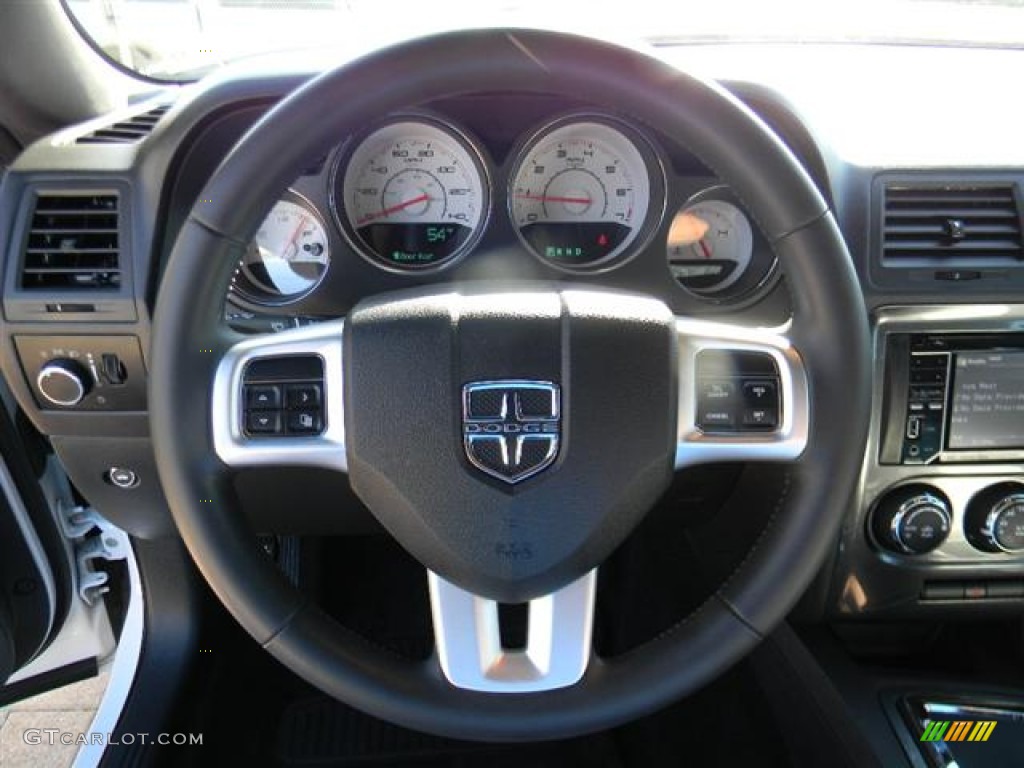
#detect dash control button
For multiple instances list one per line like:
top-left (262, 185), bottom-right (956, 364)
top-left (107, 467), bottom-right (139, 489)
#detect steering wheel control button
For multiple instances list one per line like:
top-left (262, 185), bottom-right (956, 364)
top-left (696, 381), bottom-right (737, 429)
top-left (240, 355), bottom-right (326, 439)
top-left (286, 384), bottom-right (321, 409)
top-left (742, 380), bottom-right (776, 407)
top-left (870, 485), bottom-right (952, 555)
top-left (287, 409), bottom-right (323, 434)
top-left (246, 411), bottom-right (282, 435)
top-left (742, 407), bottom-right (777, 428)
top-left (965, 484), bottom-right (1024, 554)
top-left (695, 351), bottom-right (780, 434)
top-left (246, 385), bottom-right (281, 409)
top-left (462, 381), bottom-right (560, 484)
top-left (107, 467), bottom-right (140, 489)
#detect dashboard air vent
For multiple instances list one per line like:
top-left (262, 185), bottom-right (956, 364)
top-left (21, 194), bottom-right (121, 290)
top-left (882, 184), bottom-right (1023, 262)
top-left (75, 105), bottom-right (170, 145)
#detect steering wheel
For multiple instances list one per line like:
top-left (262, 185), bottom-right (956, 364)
top-left (150, 28), bottom-right (869, 741)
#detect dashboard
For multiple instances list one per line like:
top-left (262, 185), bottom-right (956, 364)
top-left (1, 41), bottom-right (1023, 621)
top-left (202, 93), bottom-right (789, 327)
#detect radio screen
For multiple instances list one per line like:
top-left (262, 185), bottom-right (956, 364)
top-left (949, 352), bottom-right (1024, 450)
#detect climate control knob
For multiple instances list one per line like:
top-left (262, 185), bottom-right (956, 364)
top-left (871, 486), bottom-right (952, 555)
top-left (36, 359), bottom-right (92, 407)
top-left (966, 485), bottom-right (1024, 554)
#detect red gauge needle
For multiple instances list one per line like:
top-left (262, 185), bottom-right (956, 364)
top-left (515, 193), bottom-right (593, 205)
top-left (698, 239), bottom-right (712, 259)
top-left (358, 193), bottom-right (431, 225)
top-left (282, 215), bottom-right (308, 259)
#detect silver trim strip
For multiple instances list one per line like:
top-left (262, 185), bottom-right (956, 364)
top-left (72, 539), bottom-right (143, 768)
top-left (211, 319), bottom-right (347, 471)
top-left (428, 570), bottom-right (595, 693)
top-left (675, 318), bottom-right (809, 469)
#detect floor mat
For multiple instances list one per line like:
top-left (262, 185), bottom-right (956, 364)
top-left (276, 695), bottom-right (624, 767)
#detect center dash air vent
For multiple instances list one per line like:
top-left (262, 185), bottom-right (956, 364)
top-left (75, 105), bottom-right (170, 145)
top-left (882, 184), bottom-right (1023, 263)
top-left (21, 194), bottom-right (121, 290)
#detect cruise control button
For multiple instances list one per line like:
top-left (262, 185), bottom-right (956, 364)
top-left (246, 411), bottom-right (282, 435)
top-left (698, 408), bottom-right (736, 429)
top-left (697, 379), bottom-right (739, 431)
top-left (246, 385), bottom-right (281, 409)
top-left (742, 380), bottom-right (777, 407)
top-left (287, 409), bottom-right (323, 434)
top-left (286, 383), bottom-right (321, 409)
top-left (742, 407), bottom-right (778, 428)
top-left (700, 380), bottom-right (735, 401)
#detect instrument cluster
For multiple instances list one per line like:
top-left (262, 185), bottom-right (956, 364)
top-left (228, 109), bottom-right (779, 312)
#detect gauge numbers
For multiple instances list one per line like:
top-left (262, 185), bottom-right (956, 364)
top-left (510, 119), bottom-right (652, 269)
top-left (235, 196), bottom-right (329, 305)
top-left (338, 119), bottom-right (488, 271)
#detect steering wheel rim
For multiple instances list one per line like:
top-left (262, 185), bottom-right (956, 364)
top-left (150, 28), bottom-right (870, 741)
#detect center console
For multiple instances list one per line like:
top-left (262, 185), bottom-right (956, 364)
top-left (833, 305), bottom-right (1024, 616)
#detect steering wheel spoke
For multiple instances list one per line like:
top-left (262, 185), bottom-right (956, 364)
top-left (211, 319), bottom-right (347, 471)
top-left (428, 570), bottom-right (596, 693)
top-left (675, 318), bottom-right (809, 469)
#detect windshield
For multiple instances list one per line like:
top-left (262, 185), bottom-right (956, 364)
top-left (64, 0), bottom-right (1024, 81)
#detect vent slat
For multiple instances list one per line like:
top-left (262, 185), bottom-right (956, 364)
top-left (882, 183), bottom-right (1023, 263)
top-left (24, 268), bottom-right (119, 275)
top-left (74, 105), bottom-right (169, 145)
top-left (886, 208), bottom-right (1018, 219)
top-left (885, 224), bottom-right (1019, 236)
top-left (25, 249), bottom-right (119, 255)
top-left (28, 229), bottom-right (119, 235)
top-left (21, 194), bottom-right (121, 291)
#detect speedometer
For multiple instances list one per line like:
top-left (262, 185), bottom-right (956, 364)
top-left (335, 119), bottom-right (488, 271)
top-left (510, 118), bottom-right (657, 269)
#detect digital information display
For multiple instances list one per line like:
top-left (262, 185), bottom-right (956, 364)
top-left (949, 351), bottom-right (1024, 450)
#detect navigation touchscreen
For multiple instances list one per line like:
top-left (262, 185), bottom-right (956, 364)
top-left (949, 351), bottom-right (1024, 450)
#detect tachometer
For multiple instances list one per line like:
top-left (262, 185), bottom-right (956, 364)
top-left (336, 119), bottom-right (488, 271)
top-left (233, 194), bottom-right (330, 305)
top-left (510, 118), bottom-right (656, 269)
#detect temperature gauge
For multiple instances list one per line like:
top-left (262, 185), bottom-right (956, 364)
top-left (667, 189), bottom-right (776, 301)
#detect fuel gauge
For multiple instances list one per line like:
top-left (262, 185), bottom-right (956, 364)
top-left (233, 193), bottom-right (330, 305)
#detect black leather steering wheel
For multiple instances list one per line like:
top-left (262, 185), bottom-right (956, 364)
top-left (150, 29), bottom-right (870, 741)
